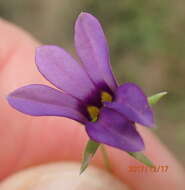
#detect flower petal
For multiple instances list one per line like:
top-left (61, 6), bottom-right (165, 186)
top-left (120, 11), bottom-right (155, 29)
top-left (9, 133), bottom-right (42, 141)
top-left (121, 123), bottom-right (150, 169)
top-left (36, 45), bottom-right (96, 101)
top-left (106, 83), bottom-right (154, 127)
top-left (75, 12), bottom-right (117, 91)
top-left (86, 108), bottom-right (144, 152)
top-left (7, 84), bottom-right (87, 124)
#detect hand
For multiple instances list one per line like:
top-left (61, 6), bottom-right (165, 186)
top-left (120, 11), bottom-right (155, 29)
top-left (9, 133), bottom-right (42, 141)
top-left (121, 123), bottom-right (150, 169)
top-left (0, 18), bottom-right (185, 190)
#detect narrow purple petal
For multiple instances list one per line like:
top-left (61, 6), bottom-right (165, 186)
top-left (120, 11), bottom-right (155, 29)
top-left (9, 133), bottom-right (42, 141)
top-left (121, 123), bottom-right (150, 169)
top-left (106, 83), bottom-right (154, 127)
top-left (75, 12), bottom-right (117, 91)
top-left (86, 108), bottom-right (144, 152)
top-left (36, 45), bottom-right (96, 101)
top-left (7, 84), bottom-right (87, 124)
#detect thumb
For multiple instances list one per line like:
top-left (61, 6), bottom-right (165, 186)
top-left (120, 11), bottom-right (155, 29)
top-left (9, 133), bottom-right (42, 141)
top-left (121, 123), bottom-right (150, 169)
top-left (0, 162), bottom-right (128, 190)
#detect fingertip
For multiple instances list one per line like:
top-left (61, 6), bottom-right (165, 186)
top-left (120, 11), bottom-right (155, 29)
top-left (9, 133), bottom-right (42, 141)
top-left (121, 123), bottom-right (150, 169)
top-left (0, 18), bottom-right (39, 71)
top-left (0, 162), bottom-right (128, 190)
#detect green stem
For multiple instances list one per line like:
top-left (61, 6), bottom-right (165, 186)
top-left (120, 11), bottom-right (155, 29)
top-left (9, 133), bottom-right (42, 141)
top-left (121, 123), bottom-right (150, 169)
top-left (100, 145), bottom-right (112, 172)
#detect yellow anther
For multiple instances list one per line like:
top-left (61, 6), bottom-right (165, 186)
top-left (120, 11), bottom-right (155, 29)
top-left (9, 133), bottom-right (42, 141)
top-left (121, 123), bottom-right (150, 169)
top-left (101, 91), bottom-right (112, 103)
top-left (87, 106), bottom-right (100, 122)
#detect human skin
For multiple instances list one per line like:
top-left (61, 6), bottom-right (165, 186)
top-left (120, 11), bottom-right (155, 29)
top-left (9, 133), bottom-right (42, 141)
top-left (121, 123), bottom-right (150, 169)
top-left (0, 18), bottom-right (185, 190)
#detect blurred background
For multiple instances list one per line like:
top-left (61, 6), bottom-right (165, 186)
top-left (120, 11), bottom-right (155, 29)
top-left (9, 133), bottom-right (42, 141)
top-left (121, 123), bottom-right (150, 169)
top-left (0, 0), bottom-right (185, 165)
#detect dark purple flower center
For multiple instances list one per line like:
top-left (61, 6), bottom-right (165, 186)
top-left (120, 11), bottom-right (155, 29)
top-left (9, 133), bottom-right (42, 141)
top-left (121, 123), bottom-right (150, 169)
top-left (87, 91), bottom-right (113, 122)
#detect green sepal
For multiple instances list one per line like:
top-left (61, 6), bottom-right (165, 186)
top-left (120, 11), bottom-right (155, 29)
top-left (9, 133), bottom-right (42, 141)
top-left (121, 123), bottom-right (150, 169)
top-left (80, 140), bottom-right (100, 174)
top-left (128, 152), bottom-right (155, 167)
top-left (148, 91), bottom-right (168, 105)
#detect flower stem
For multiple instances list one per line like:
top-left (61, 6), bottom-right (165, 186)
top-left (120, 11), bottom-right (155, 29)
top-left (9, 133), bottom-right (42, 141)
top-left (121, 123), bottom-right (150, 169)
top-left (100, 145), bottom-right (112, 173)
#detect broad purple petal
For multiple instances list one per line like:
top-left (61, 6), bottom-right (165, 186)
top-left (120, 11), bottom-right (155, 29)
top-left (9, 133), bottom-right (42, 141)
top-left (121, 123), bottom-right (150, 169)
top-left (106, 83), bottom-right (154, 127)
top-left (75, 12), bottom-right (117, 91)
top-left (86, 108), bottom-right (144, 152)
top-left (7, 84), bottom-right (87, 124)
top-left (36, 45), bottom-right (96, 101)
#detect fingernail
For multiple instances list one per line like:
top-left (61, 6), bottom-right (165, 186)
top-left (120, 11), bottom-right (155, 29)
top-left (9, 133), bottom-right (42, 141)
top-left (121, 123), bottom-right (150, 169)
top-left (0, 162), bottom-right (129, 190)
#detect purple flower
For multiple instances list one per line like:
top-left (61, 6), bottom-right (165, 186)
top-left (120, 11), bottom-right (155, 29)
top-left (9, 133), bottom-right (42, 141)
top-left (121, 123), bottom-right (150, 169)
top-left (7, 13), bottom-right (154, 152)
